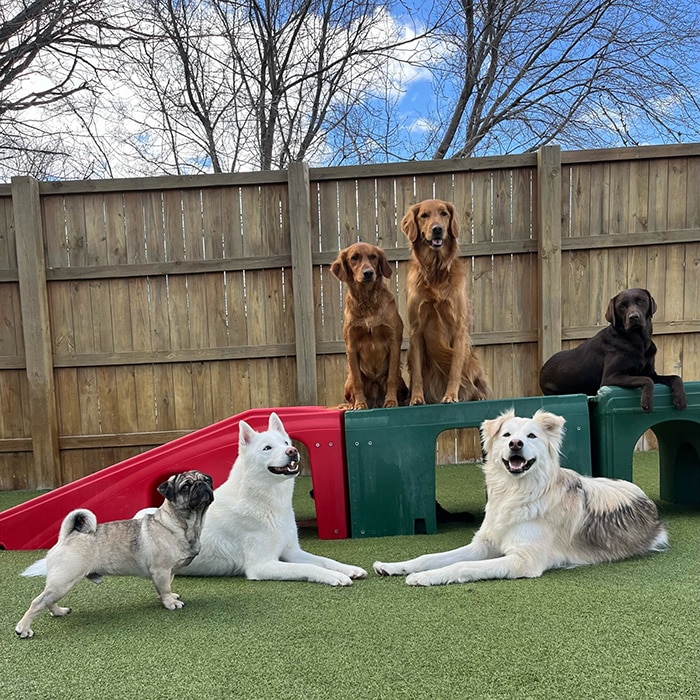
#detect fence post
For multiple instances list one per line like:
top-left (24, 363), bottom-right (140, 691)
top-left (287, 162), bottom-right (318, 406)
top-left (12, 176), bottom-right (61, 488)
top-left (536, 145), bottom-right (562, 371)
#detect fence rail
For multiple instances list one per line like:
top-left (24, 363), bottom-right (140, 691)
top-left (1, 144), bottom-right (699, 489)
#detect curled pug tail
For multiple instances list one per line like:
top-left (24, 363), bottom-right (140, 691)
top-left (59, 509), bottom-right (98, 541)
top-left (20, 509), bottom-right (97, 578)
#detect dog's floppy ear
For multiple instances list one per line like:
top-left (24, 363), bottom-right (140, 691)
top-left (378, 248), bottom-right (392, 278)
top-left (532, 410), bottom-right (565, 453)
top-left (330, 250), bottom-right (349, 283)
top-left (400, 204), bottom-right (420, 243)
top-left (604, 294), bottom-right (618, 325)
top-left (644, 289), bottom-right (657, 317)
top-left (157, 475), bottom-right (178, 502)
top-left (445, 201), bottom-right (459, 240)
top-left (480, 409), bottom-right (514, 452)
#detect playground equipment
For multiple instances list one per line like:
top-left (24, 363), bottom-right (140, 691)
top-left (1, 383), bottom-right (698, 550)
top-left (345, 394), bottom-right (591, 538)
top-left (590, 382), bottom-right (700, 506)
top-left (0, 406), bottom-right (348, 550)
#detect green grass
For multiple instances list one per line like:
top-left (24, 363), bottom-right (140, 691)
top-left (1, 453), bottom-right (698, 700)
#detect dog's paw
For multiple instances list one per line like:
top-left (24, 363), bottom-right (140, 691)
top-left (325, 572), bottom-right (354, 587)
top-left (406, 571), bottom-right (440, 587)
top-left (373, 561), bottom-right (406, 576)
top-left (440, 394), bottom-right (458, 404)
top-left (673, 394), bottom-right (688, 410)
top-left (15, 625), bottom-right (34, 639)
top-left (383, 398), bottom-right (398, 408)
top-left (409, 396), bottom-right (424, 406)
top-left (49, 606), bottom-right (71, 617)
top-left (347, 566), bottom-right (368, 580)
top-left (161, 594), bottom-right (185, 610)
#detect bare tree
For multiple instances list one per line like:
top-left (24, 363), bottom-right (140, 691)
top-left (419, 0), bottom-right (700, 159)
top-left (0, 0), bottom-right (131, 177)
top-left (101, 0), bottom-right (438, 174)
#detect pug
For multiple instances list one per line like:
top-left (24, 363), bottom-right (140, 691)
top-left (15, 470), bottom-right (214, 639)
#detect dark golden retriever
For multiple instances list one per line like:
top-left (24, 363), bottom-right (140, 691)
top-left (540, 287), bottom-right (687, 413)
top-left (401, 199), bottom-right (491, 404)
top-left (331, 242), bottom-right (408, 409)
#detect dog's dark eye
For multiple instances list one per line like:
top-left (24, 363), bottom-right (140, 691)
top-left (502, 432), bottom-right (510, 438)
top-left (527, 433), bottom-right (537, 439)
top-left (350, 254), bottom-right (359, 261)
top-left (263, 445), bottom-right (272, 451)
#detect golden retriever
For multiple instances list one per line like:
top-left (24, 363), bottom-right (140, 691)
top-left (331, 242), bottom-right (408, 409)
top-left (401, 199), bottom-right (490, 404)
top-left (374, 409), bottom-right (667, 586)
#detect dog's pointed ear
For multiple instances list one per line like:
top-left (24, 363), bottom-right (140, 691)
top-left (480, 410), bottom-right (514, 452)
top-left (401, 204), bottom-right (420, 243)
top-left (645, 289), bottom-right (657, 317)
top-left (239, 419), bottom-right (256, 448)
top-left (445, 201), bottom-right (459, 240)
top-left (604, 294), bottom-right (617, 325)
top-left (378, 248), bottom-right (392, 278)
top-left (330, 250), bottom-right (348, 283)
top-left (157, 475), bottom-right (177, 502)
top-left (268, 411), bottom-right (286, 435)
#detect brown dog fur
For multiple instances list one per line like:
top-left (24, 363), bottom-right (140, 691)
top-left (401, 199), bottom-right (491, 405)
top-left (540, 287), bottom-right (687, 413)
top-left (331, 242), bottom-right (408, 409)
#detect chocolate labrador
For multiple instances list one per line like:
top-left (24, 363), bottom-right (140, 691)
top-left (539, 288), bottom-right (687, 413)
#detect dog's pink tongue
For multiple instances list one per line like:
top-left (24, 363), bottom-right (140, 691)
top-left (509, 455), bottom-right (526, 471)
top-left (431, 239), bottom-right (443, 248)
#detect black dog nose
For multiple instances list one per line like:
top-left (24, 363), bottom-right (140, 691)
top-left (362, 268), bottom-right (374, 280)
top-left (509, 438), bottom-right (523, 451)
top-left (431, 225), bottom-right (444, 238)
top-left (628, 311), bottom-right (641, 320)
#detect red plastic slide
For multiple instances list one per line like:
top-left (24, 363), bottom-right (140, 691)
top-left (0, 407), bottom-right (348, 550)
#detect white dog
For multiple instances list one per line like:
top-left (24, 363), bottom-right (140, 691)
top-left (178, 412), bottom-right (367, 585)
top-left (374, 409), bottom-right (667, 586)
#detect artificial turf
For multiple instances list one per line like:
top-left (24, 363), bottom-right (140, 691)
top-left (1, 452), bottom-right (698, 700)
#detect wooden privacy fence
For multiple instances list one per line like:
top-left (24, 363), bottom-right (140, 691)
top-left (1, 144), bottom-right (699, 490)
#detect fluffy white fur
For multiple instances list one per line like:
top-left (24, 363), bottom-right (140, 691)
top-left (179, 413), bottom-right (367, 585)
top-left (374, 409), bottom-right (667, 586)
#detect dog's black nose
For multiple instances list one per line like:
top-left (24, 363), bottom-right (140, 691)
top-left (362, 268), bottom-right (374, 280)
top-left (431, 225), bottom-right (443, 238)
top-left (509, 438), bottom-right (523, 451)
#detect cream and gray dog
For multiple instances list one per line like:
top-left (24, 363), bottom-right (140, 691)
top-left (374, 410), bottom-right (667, 586)
top-left (16, 469), bottom-right (214, 639)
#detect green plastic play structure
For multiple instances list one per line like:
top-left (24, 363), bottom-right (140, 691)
top-left (345, 394), bottom-right (592, 538)
top-left (345, 382), bottom-right (700, 539)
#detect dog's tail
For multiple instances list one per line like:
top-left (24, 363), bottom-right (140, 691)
top-left (21, 558), bottom-right (47, 577)
top-left (20, 509), bottom-right (98, 578)
top-left (58, 509), bottom-right (98, 541)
